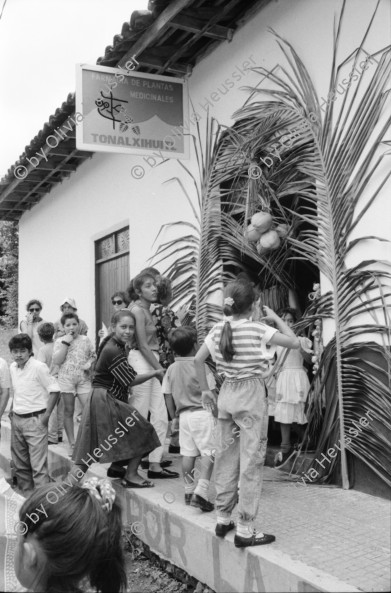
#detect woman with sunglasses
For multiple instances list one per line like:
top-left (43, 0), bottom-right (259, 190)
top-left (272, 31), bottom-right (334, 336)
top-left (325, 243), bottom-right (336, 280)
top-left (98, 292), bottom-right (130, 340)
top-left (112, 291), bottom-right (130, 311)
top-left (20, 299), bottom-right (45, 356)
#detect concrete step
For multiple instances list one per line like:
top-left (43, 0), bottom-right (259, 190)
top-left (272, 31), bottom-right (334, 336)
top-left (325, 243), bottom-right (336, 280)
top-left (1, 419), bottom-right (389, 593)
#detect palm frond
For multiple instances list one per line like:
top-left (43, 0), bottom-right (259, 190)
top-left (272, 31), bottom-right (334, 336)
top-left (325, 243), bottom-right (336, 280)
top-left (220, 2), bottom-right (391, 488)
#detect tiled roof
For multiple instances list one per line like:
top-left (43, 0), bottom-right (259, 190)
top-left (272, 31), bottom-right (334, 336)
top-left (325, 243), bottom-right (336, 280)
top-left (0, 0), bottom-right (270, 220)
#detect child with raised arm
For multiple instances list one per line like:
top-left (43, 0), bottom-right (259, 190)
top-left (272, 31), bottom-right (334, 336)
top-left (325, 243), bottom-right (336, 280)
top-left (163, 326), bottom-right (216, 511)
top-left (274, 307), bottom-right (313, 467)
top-left (194, 279), bottom-right (299, 548)
top-left (52, 312), bottom-right (96, 455)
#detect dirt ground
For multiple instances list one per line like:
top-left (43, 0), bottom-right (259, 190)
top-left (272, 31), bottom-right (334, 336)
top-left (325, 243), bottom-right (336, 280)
top-left (122, 529), bottom-right (189, 593)
top-left (81, 528), bottom-right (209, 593)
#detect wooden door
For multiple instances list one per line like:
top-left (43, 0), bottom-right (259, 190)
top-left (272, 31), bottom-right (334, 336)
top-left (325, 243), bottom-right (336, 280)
top-left (95, 227), bottom-right (129, 345)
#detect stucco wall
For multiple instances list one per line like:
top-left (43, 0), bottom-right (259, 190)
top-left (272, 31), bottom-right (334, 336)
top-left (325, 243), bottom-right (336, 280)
top-left (19, 0), bottom-right (391, 337)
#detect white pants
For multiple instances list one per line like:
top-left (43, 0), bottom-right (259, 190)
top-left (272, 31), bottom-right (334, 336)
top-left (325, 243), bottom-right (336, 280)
top-left (128, 350), bottom-right (168, 463)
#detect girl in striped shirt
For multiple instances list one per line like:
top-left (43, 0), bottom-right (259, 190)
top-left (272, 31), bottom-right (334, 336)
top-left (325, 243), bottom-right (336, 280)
top-left (72, 309), bottom-right (162, 488)
top-left (194, 279), bottom-right (299, 547)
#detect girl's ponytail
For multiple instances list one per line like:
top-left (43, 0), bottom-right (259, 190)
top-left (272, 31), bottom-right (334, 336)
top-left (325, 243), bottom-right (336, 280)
top-left (219, 317), bottom-right (235, 362)
top-left (219, 279), bottom-right (256, 362)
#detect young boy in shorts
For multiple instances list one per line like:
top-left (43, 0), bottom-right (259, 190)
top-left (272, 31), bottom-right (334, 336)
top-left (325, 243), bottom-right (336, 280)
top-left (163, 326), bottom-right (216, 511)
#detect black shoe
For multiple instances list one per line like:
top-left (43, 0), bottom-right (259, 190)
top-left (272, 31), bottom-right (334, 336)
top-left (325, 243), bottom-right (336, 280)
top-left (185, 493), bottom-right (193, 505)
top-left (168, 445), bottom-right (180, 454)
top-left (140, 459), bottom-right (173, 470)
top-left (234, 532), bottom-right (275, 547)
top-left (58, 436), bottom-right (63, 443)
top-left (107, 465), bottom-right (126, 479)
top-left (147, 468), bottom-right (180, 479)
top-left (191, 494), bottom-right (214, 512)
top-left (215, 521), bottom-right (235, 538)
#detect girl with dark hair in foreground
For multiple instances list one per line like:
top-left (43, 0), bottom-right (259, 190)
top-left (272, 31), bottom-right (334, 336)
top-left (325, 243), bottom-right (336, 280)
top-left (14, 479), bottom-right (126, 592)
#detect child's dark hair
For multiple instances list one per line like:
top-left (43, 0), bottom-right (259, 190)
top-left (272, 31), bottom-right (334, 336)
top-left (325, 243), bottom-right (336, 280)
top-left (139, 266), bottom-right (160, 277)
top-left (278, 307), bottom-right (298, 322)
top-left (127, 268), bottom-right (159, 302)
top-left (219, 280), bottom-right (256, 362)
top-left (155, 275), bottom-right (173, 306)
top-left (128, 272), bottom-right (156, 301)
top-left (26, 298), bottom-right (42, 311)
top-left (97, 309), bottom-right (135, 360)
top-left (60, 312), bottom-right (80, 326)
top-left (38, 322), bottom-right (55, 343)
top-left (18, 482), bottom-right (126, 593)
top-left (168, 326), bottom-right (197, 357)
top-left (111, 291), bottom-right (130, 306)
top-left (138, 268), bottom-right (173, 305)
top-left (128, 268), bottom-right (173, 306)
top-left (9, 334), bottom-right (32, 352)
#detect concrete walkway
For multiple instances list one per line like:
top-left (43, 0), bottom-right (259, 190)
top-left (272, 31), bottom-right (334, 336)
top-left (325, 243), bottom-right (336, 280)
top-left (1, 419), bottom-right (389, 593)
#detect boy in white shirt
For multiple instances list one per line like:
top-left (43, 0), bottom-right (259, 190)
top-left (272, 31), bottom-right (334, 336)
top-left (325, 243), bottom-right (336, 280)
top-left (8, 334), bottom-right (60, 494)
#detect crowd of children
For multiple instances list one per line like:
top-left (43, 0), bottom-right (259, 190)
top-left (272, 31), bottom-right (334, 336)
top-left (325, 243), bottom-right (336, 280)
top-left (0, 272), bottom-right (315, 591)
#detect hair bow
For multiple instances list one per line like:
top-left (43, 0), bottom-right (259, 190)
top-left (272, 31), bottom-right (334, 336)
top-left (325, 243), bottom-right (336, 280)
top-left (81, 477), bottom-right (116, 513)
top-left (224, 297), bottom-right (234, 306)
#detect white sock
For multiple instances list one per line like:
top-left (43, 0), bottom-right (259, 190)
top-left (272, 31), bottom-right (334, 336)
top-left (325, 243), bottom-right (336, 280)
top-left (184, 482), bottom-right (196, 494)
top-left (194, 478), bottom-right (210, 499)
top-left (237, 523), bottom-right (264, 538)
top-left (216, 516), bottom-right (231, 525)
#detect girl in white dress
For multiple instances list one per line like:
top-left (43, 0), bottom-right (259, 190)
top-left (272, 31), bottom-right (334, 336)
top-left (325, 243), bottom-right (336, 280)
top-left (274, 308), bottom-right (313, 468)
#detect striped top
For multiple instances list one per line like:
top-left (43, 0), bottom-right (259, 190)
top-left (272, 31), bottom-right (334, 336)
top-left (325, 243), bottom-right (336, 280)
top-left (93, 337), bottom-right (137, 402)
top-left (204, 319), bottom-right (278, 380)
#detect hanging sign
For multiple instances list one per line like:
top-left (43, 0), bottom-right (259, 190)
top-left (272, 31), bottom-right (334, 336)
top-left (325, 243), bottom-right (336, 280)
top-left (76, 64), bottom-right (189, 158)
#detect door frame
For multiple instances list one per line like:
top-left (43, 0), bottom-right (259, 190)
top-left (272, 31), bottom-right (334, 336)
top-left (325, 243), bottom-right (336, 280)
top-left (93, 220), bottom-right (130, 345)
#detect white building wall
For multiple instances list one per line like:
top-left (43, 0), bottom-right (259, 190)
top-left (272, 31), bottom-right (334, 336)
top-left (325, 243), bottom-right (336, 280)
top-left (19, 0), bottom-right (391, 338)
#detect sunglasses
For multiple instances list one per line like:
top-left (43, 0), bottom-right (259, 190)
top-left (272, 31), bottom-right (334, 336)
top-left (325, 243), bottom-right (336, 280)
top-left (112, 299), bottom-right (123, 305)
top-left (29, 308), bottom-right (41, 312)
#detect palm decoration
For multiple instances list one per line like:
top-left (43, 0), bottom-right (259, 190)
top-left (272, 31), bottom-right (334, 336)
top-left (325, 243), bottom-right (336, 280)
top-left (208, 2), bottom-right (391, 488)
top-left (151, 0), bottom-right (391, 488)
top-left (151, 116), bottom-right (296, 339)
top-left (151, 118), bottom-right (226, 338)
